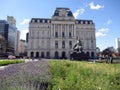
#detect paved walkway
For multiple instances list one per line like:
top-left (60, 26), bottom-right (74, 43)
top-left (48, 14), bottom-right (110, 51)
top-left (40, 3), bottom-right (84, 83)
top-left (0, 58), bottom-right (51, 70)
top-left (0, 66), bottom-right (7, 70)
top-left (0, 59), bottom-right (41, 70)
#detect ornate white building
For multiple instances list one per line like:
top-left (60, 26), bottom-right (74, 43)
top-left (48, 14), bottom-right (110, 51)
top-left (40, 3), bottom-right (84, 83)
top-left (28, 7), bottom-right (96, 59)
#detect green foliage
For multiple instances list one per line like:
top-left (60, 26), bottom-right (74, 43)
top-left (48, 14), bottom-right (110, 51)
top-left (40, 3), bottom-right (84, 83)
top-left (0, 60), bottom-right (24, 66)
top-left (48, 60), bottom-right (120, 90)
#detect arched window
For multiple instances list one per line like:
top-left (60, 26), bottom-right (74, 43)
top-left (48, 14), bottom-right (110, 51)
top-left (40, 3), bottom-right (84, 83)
top-left (36, 52), bottom-right (39, 58)
top-left (41, 52), bottom-right (44, 58)
top-left (91, 52), bottom-right (94, 57)
top-left (31, 52), bottom-right (34, 57)
top-left (86, 52), bottom-right (90, 57)
top-left (46, 52), bottom-right (50, 59)
top-left (55, 51), bottom-right (59, 59)
top-left (62, 51), bottom-right (66, 59)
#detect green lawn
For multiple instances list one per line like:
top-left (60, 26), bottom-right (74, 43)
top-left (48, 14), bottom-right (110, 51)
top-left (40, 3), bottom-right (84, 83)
top-left (48, 60), bottom-right (120, 90)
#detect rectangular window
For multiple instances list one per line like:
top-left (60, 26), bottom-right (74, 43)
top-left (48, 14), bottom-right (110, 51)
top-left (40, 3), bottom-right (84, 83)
top-left (62, 41), bottom-right (65, 49)
top-left (69, 32), bottom-right (72, 38)
top-left (55, 41), bottom-right (58, 49)
top-left (55, 32), bottom-right (58, 38)
top-left (62, 32), bottom-right (65, 38)
top-left (69, 41), bottom-right (72, 49)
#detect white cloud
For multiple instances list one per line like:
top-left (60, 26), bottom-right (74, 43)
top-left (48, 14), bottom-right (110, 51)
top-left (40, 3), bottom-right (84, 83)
top-left (103, 20), bottom-right (112, 26)
top-left (106, 20), bottom-right (112, 25)
top-left (89, 1), bottom-right (104, 10)
top-left (96, 28), bottom-right (109, 37)
top-left (73, 8), bottom-right (85, 19)
top-left (20, 29), bottom-right (28, 40)
top-left (20, 19), bottom-right (29, 25)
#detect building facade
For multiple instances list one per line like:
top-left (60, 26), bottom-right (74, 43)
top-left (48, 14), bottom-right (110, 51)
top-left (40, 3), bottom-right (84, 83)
top-left (15, 30), bottom-right (20, 56)
top-left (28, 7), bottom-right (96, 59)
top-left (18, 39), bottom-right (27, 56)
top-left (0, 16), bottom-right (17, 56)
top-left (7, 16), bottom-right (16, 27)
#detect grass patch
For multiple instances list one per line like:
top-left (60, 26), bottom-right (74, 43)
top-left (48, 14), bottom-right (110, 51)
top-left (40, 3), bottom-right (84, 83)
top-left (48, 60), bottom-right (120, 90)
top-left (0, 60), bottom-right (25, 66)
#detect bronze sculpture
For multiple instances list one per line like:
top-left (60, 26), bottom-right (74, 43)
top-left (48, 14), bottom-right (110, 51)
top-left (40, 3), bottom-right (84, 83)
top-left (70, 39), bottom-right (88, 60)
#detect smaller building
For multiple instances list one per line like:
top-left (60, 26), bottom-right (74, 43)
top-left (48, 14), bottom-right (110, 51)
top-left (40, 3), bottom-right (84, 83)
top-left (115, 38), bottom-right (120, 49)
top-left (115, 38), bottom-right (120, 52)
top-left (18, 39), bottom-right (27, 57)
top-left (15, 30), bottom-right (20, 56)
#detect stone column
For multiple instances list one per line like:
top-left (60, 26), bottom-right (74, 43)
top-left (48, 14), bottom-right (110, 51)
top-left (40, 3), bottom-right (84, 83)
top-left (73, 24), bottom-right (76, 37)
top-left (61, 24), bottom-right (62, 37)
top-left (54, 24), bottom-right (55, 37)
top-left (59, 24), bottom-right (60, 37)
top-left (50, 24), bottom-right (53, 38)
top-left (65, 24), bottom-right (67, 37)
top-left (71, 24), bottom-right (74, 37)
top-left (66, 24), bottom-right (68, 37)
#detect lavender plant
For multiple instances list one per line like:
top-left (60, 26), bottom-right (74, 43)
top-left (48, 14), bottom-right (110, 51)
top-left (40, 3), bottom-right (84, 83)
top-left (0, 60), bottom-right (50, 90)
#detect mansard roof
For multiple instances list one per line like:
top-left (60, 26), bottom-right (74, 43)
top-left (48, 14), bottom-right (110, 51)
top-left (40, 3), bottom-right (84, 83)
top-left (30, 18), bottom-right (51, 23)
top-left (30, 18), bottom-right (94, 25)
top-left (56, 7), bottom-right (70, 10)
top-left (76, 19), bottom-right (94, 25)
top-left (53, 7), bottom-right (74, 17)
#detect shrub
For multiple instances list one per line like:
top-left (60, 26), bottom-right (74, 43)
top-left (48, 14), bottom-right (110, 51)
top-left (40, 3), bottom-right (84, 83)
top-left (0, 60), bottom-right (24, 66)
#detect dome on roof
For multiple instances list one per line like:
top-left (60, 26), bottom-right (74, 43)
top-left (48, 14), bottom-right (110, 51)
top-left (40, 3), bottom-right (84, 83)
top-left (68, 11), bottom-right (73, 17)
top-left (54, 10), bottom-right (59, 16)
top-left (53, 8), bottom-right (74, 17)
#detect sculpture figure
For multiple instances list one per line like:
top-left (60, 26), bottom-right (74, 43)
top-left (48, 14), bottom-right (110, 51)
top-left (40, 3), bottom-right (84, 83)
top-left (73, 40), bottom-right (83, 53)
top-left (70, 39), bottom-right (88, 60)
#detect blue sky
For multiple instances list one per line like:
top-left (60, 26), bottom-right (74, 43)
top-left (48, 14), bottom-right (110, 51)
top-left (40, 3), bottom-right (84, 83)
top-left (0, 0), bottom-right (120, 51)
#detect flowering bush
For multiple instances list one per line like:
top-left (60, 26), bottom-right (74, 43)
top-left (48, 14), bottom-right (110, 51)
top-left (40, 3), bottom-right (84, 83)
top-left (0, 60), bottom-right (50, 90)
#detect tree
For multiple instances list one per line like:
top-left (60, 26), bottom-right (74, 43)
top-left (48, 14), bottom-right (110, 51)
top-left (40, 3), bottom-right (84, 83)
top-left (101, 47), bottom-right (115, 63)
top-left (101, 47), bottom-right (115, 57)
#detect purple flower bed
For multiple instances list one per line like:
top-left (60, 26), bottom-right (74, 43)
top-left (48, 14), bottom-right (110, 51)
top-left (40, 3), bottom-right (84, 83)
top-left (0, 60), bottom-right (50, 90)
